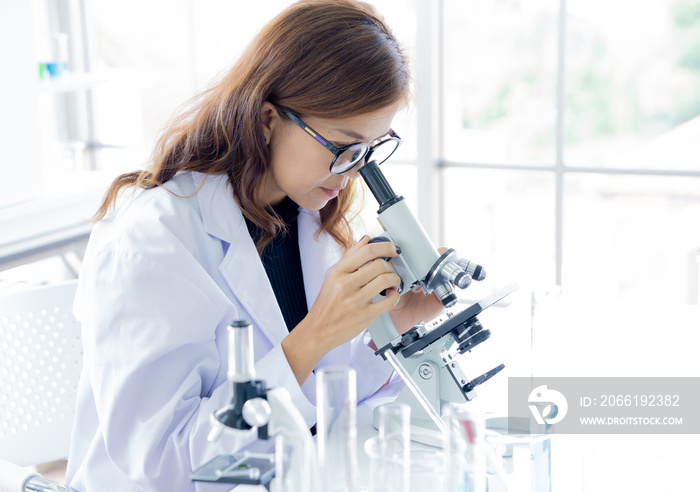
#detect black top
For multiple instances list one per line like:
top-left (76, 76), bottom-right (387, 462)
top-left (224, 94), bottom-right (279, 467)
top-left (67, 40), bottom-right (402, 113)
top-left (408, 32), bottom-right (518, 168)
top-left (244, 197), bottom-right (309, 333)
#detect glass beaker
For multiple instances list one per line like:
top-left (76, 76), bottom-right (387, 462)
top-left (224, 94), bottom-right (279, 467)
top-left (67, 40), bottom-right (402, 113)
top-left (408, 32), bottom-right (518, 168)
top-left (272, 431), bottom-right (318, 492)
top-left (484, 415), bottom-right (554, 492)
top-left (442, 403), bottom-right (486, 492)
top-left (409, 446), bottom-right (445, 492)
top-left (366, 402), bottom-right (410, 492)
top-left (365, 433), bottom-right (444, 492)
top-left (316, 366), bottom-right (358, 492)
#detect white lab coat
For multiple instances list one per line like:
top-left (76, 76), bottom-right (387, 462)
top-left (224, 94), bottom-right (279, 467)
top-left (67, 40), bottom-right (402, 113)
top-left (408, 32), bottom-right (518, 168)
top-left (65, 171), bottom-right (396, 492)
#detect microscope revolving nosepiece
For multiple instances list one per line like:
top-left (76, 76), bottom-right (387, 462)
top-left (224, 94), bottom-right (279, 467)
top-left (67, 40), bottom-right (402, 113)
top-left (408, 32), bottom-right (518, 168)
top-left (440, 260), bottom-right (472, 289)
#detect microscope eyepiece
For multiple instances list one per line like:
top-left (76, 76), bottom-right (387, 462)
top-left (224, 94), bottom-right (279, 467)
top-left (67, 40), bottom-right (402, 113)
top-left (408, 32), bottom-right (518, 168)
top-left (359, 160), bottom-right (402, 212)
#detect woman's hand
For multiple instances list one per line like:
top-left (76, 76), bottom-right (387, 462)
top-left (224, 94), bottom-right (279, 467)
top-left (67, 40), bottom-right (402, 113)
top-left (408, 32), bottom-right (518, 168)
top-left (388, 247), bottom-right (449, 334)
top-left (388, 288), bottom-right (444, 334)
top-left (282, 235), bottom-right (401, 384)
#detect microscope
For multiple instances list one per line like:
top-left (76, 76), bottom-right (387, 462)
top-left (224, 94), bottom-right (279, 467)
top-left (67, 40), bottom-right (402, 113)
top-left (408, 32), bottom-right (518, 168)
top-left (358, 161), bottom-right (517, 444)
top-left (191, 320), bottom-right (317, 491)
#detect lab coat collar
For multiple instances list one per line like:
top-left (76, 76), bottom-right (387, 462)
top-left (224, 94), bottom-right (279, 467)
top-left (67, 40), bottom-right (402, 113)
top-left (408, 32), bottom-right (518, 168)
top-left (192, 172), bottom-right (245, 243)
top-left (191, 172), bottom-right (341, 350)
top-left (192, 172), bottom-right (287, 347)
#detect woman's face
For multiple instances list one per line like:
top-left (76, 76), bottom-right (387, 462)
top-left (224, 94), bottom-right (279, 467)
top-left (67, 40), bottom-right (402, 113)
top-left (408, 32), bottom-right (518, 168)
top-left (260, 102), bottom-right (400, 210)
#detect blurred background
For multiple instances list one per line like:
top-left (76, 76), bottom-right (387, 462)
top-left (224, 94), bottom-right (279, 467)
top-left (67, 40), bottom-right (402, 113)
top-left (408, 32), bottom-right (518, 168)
top-left (1, 1), bottom-right (699, 490)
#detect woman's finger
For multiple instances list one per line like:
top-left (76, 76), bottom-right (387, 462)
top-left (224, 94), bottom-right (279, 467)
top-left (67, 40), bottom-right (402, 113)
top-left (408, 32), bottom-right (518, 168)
top-left (359, 271), bottom-right (401, 300)
top-left (368, 288), bottom-right (401, 317)
top-left (347, 258), bottom-right (395, 289)
top-left (337, 240), bottom-right (399, 274)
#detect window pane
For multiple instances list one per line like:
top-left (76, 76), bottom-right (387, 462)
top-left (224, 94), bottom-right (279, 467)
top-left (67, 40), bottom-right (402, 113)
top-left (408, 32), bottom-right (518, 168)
top-left (442, 0), bottom-right (559, 164)
top-left (89, 0), bottom-right (418, 170)
top-left (565, 0), bottom-right (700, 170)
top-left (367, 1), bottom-right (418, 162)
top-left (563, 174), bottom-right (700, 304)
top-left (442, 168), bottom-right (556, 295)
top-left (91, 0), bottom-right (203, 146)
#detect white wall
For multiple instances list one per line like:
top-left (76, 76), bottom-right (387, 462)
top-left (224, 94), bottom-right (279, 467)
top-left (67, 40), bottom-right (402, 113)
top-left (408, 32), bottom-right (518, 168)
top-left (0, 2), bottom-right (42, 208)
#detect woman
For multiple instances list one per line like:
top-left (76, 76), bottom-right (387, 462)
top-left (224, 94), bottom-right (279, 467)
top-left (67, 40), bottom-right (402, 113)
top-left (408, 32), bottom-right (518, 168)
top-left (66, 1), bottom-right (443, 490)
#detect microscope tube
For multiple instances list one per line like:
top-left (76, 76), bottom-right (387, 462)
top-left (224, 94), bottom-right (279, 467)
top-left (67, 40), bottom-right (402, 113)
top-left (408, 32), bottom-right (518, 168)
top-left (358, 160), bottom-right (397, 209)
top-left (377, 199), bottom-right (439, 280)
top-left (228, 320), bottom-right (255, 382)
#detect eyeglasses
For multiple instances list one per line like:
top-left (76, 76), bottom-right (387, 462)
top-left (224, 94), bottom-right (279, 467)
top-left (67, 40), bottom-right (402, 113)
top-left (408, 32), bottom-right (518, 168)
top-left (283, 111), bottom-right (401, 175)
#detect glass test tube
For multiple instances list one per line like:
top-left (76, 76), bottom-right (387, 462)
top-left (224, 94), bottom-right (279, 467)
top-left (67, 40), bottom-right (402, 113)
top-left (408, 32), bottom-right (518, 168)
top-left (442, 403), bottom-right (486, 492)
top-left (368, 402), bottom-right (410, 492)
top-left (316, 366), bottom-right (359, 492)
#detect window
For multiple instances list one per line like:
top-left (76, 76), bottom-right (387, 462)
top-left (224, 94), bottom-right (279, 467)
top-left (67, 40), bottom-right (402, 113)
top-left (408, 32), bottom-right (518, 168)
top-left (566, 0), bottom-right (700, 170)
top-left (443, 0), bottom-right (559, 165)
top-left (442, 0), bottom-right (700, 304)
top-left (441, 2), bottom-right (700, 488)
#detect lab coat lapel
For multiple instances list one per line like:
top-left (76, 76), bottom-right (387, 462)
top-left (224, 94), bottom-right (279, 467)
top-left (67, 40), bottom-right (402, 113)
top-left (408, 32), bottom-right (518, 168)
top-left (297, 209), bottom-right (351, 368)
top-left (193, 173), bottom-right (289, 348)
top-left (297, 209), bottom-right (342, 312)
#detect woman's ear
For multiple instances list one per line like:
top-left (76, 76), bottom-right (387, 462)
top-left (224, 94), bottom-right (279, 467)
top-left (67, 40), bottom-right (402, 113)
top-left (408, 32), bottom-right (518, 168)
top-left (260, 101), bottom-right (279, 145)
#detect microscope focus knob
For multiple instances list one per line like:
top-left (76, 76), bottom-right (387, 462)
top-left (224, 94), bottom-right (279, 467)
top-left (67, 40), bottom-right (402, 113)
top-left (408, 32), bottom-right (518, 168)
top-left (368, 236), bottom-right (405, 295)
top-left (242, 398), bottom-right (272, 428)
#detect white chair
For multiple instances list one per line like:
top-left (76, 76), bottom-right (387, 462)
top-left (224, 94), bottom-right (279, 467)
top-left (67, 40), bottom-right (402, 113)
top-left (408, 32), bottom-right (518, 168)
top-left (0, 280), bottom-right (81, 492)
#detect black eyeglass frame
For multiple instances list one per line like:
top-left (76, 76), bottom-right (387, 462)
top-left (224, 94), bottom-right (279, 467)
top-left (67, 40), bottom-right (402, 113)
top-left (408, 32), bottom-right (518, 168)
top-left (281, 110), bottom-right (402, 175)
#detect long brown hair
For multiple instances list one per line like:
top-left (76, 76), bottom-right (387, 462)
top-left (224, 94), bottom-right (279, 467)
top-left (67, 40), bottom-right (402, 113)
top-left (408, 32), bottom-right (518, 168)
top-left (94, 0), bottom-right (412, 251)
